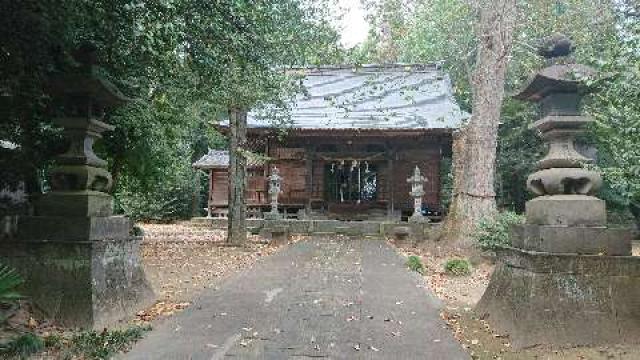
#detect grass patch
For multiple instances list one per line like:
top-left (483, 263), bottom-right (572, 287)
top-left (406, 255), bottom-right (425, 275)
top-left (444, 259), bottom-right (471, 276)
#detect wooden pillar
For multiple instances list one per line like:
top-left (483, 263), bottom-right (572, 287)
top-left (387, 148), bottom-right (395, 218)
top-left (207, 169), bottom-right (213, 217)
top-left (305, 145), bottom-right (314, 215)
top-left (228, 108), bottom-right (247, 245)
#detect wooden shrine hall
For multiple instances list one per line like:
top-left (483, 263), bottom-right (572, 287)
top-left (193, 64), bottom-right (469, 221)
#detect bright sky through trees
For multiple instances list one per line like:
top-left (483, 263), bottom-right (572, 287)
top-left (333, 0), bottom-right (369, 48)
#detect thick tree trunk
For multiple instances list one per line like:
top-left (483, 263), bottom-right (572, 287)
top-left (442, 0), bottom-right (517, 247)
top-left (227, 108), bottom-right (247, 245)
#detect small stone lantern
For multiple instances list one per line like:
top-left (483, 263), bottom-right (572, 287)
top-left (407, 166), bottom-right (428, 223)
top-left (265, 166), bottom-right (283, 220)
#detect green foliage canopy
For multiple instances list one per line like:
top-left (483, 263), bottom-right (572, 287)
top-left (586, 12), bottom-right (640, 210)
top-left (355, 0), bottom-right (638, 217)
top-left (0, 0), bottom-right (344, 220)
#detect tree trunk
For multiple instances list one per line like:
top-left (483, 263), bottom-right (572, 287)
top-left (442, 0), bottom-right (517, 247)
top-left (227, 107), bottom-right (247, 245)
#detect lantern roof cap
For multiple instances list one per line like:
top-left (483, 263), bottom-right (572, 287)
top-left (513, 64), bottom-right (596, 102)
top-left (536, 34), bottom-right (575, 59)
top-left (50, 43), bottom-right (129, 108)
top-left (514, 35), bottom-right (596, 102)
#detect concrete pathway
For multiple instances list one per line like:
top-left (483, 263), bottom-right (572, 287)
top-left (122, 238), bottom-right (469, 360)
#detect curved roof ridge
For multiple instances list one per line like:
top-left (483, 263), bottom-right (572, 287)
top-left (284, 62), bottom-right (445, 73)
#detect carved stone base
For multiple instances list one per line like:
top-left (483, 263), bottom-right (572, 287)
top-left (16, 215), bottom-right (130, 241)
top-left (408, 213), bottom-right (429, 224)
top-left (476, 248), bottom-right (640, 348)
top-left (49, 165), bottom-right (113, 193)
top-left (527, 168), bottom-right (602, 196)
top-left (1, 216), bottom-right (155, 329)
top-left (512, 224), bottom-right (631, 256)
top-left (37, 191), bottom-right (113, 217)
top-left (259, 221), bottom-right (289, 246)
top-left (526, 195), bottom-right (606, 226)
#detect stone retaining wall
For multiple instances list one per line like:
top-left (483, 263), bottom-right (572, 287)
top-left (190, 217), bottom-right (439, 240)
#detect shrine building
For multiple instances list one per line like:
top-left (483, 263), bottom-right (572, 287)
top-left (193, 64), bottom-right (469, 221)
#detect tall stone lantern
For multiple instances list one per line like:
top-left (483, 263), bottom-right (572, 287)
top-left (407, 166), bottom-right (428, 223)
top-left (265, 166), bottom-right (283, 220)
top-left (476, 35), bottom-right (640, 348)
top-left (0, 44), bottom-right (154, 329)
top-left (39, 45), bottom-right (125, 217)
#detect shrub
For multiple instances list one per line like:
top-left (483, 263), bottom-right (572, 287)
top-left (114, 160), bottom-right (206, 222)
top-left (444, 259), bottom-right (471, 276)
top-left (69, 325), bottom-right (150, 360)
top-left (406, 255), bottom-right (425, 275)
top-left (0, 263), bottom-right (23, 304)
top-left (474, 211), bottom-right (525, 250)
top-left (0, 333), bottom-right (44, 359)
top-left (43, 334), bottom-right (64, 350)
top-left (131, 224), bottom-right (145, 237)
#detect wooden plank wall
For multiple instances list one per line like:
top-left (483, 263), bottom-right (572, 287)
top-left (210, 170), bottom-right (229, 206)
top-left (376, 162), bottom-right (390, 202)
top-left (273, 160), bottom-right (306, 204)
top-left (210, 168), bottom-right (267, 206)
top-left (391, 149), bottom-right (441, 210)
top-left (311, 161), bottom-right (324, 200)
top-left (208, 133), bottom-right (450, 212)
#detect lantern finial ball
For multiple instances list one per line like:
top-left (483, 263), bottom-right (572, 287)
top-left (537, 34), bottom-right (574, 59)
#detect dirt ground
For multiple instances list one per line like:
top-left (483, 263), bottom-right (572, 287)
top-left (394, 240), bottom-right (640, 360)
top-left (1, 222), bottom-right (294, 357)
top-left (134, 222), bottom-right (297, 322)
top-left (4, 224), bottom-right (639, 359)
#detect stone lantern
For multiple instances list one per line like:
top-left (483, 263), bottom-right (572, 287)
top-left (265, 166), bottom-right (283, 220)
top-left (38, 43), bottom-right (127, 217)
top-left (476, 35), bottom-right (640, 348)
top-left (0, 43), bottom-right (154, 329)
top-left (407, 166), bottom-right (428, 223)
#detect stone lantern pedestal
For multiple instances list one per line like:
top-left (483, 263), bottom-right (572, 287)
top-left (476, 36), bottom-right (640, 348)
top-left (0, 45), bottom-right (154, 329)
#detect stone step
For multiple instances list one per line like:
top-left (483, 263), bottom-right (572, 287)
top-left (311, 232), bottom-right (336, 240)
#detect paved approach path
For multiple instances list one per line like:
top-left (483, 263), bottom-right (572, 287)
top-left (123, 238), bottom-right (469, 360)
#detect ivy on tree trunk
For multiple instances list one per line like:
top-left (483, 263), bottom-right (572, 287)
top-left (227, 108), bottom-right (247, 245)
